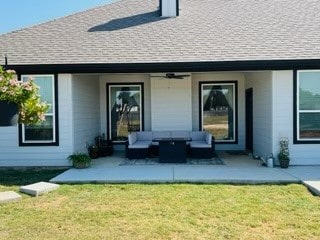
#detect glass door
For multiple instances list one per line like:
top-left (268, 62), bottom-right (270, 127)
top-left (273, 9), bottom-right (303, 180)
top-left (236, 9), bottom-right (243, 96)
top-left (107, 83), bottom-right (143, 142)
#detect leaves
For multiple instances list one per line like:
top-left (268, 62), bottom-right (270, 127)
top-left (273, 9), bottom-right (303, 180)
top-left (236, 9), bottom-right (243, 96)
top-left (0, 65), bottom-right (49, 124)
top-left (279, 137), bottom-right (290, 160)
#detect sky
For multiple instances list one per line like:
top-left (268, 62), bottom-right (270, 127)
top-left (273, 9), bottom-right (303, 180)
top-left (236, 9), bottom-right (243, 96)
top-left (0, 0), bottom-right (113, 34)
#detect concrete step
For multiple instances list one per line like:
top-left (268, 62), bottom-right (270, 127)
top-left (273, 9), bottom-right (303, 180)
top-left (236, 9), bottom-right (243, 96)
top-left (20, 182), bottom-right (59, 197)
top-left (303, 181), bottom-right (320, 196)
top-left (0, 191), bottom-right (22, 204)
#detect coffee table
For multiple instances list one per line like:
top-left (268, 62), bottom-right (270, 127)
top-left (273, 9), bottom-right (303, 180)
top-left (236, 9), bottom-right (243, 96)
top-left (153, 138), bottom-right (191, 163)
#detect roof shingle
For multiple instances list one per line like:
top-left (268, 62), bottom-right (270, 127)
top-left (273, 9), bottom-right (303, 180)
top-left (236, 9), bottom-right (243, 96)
top-left (1, 0), bottom-right (320, 65)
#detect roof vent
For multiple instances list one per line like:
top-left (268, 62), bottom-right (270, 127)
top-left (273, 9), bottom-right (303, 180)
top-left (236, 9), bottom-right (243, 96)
top-left (159, 0), bottom-right (179, 17)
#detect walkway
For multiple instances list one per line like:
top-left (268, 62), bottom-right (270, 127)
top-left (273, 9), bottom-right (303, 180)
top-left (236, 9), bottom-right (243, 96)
top-left (50, 152), bottom-right (320, 195)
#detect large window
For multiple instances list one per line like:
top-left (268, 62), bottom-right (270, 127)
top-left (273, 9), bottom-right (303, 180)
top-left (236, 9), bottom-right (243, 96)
top-left (296, 70), bottom-right (320, 142)
top-left (200, 82), bottom-right (237, 143)
top-left (107, 83), bottom-right (143, 142)
top-left (20, 75), bottom-right (58, 145)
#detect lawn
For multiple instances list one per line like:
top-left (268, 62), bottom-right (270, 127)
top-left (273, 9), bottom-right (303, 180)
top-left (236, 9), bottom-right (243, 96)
top-left (1, 169), bottom-right (320, 240)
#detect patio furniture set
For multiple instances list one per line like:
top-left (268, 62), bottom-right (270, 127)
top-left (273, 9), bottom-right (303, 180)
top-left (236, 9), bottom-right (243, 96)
top-left (126, 131), bottom-right (215, 163)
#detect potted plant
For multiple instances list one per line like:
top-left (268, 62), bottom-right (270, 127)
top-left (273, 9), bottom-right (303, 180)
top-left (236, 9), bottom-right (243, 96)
top-left (0, 66), bottom-right (48, 126)
top-left (68, 153), bottom-right (92, 169)
top-left (88, 145), bottom-right (99, 159)
top-left (278, 137), bottom-right (290, 168)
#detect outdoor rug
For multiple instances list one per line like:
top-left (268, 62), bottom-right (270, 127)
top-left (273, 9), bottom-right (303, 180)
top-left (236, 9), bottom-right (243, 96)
top-left (119, 154), bottom-right (224, 166)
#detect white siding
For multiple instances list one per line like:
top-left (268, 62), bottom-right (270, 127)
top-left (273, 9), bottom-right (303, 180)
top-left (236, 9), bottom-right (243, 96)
top-left (272, 71), bottom-right (320, 165)
top-left (151, 77), bottom-right (192, 131)
top-left (192, 73), bottom-right (245, 150)
top-left (245, 71), bottom-right (273, 160)
top-left (1, 69), bottom-right (318, 167)
top-left (0, 74), bottom-right (74, 166)
top-left (72, 75), bottom-right (101, 153)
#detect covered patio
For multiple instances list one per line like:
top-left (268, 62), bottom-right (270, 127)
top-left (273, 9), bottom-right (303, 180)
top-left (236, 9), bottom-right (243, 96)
top-left (50, 151), bottom-right (302, 184)
top-left (71, 70), bottom-right (277, 163)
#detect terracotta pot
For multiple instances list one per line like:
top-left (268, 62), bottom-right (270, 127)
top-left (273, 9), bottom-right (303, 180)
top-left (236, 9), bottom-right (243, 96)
top-left (0, 100), bottom-right (19, 126)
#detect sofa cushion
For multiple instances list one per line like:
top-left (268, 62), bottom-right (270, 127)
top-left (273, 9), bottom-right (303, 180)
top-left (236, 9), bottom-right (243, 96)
top-left (151, 141), bottom-right (159, 146)
top-left (205, 132), bottom-right (212, 145)
top-left (190, 131), bottom-right (206, 141)
top-left (153, 131), bottom-right (171, 139)
top-left (190, 141), bottom-right (211, 148)
top-left (128, 132), bottom-right (137, 145)
top-left (171, 131), bottom-right (190, 139)
top-left (137, 131), bottom-right (153, 141)
top-left (128, 141), bottom-right (151, 149)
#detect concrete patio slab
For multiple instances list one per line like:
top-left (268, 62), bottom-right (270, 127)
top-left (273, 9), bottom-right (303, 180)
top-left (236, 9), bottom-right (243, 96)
top-left (20, 182), bottom-right (59, 196)
top-left (0, 191), bottom-right (22, 203)
top-left (280, 166), bottom-right (320, 196)
top-left (49, 153), bottom-right (319, 190)
top-left (50, 166), bottom-right (174, 183)
top-left (173, 165), bottom-right (300, 184)
top-left (280, 166), bottom-right (320, 181)
top-left (50, 165), bottom-right (301, 184)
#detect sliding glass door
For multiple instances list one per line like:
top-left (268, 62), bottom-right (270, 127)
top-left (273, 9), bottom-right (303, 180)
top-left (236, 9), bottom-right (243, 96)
top-left (107, 83), bottom-right (143, 141)
top-left (200, 82), bottom-right (237, 143)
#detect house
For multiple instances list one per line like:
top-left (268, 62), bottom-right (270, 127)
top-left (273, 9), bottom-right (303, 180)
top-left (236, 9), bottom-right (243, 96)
top-left (0, 0), bottom-right (320, 166)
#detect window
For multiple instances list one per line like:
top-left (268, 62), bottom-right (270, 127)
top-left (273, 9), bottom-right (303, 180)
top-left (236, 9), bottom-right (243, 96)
top-left (107, 83), bottom-right (144, 142)
top-left (296, 70), bottom-right (320, 142)
top-left (20, 75), bottom-right (58, 145)
top-left (200, 82), bottom-right (237, 143)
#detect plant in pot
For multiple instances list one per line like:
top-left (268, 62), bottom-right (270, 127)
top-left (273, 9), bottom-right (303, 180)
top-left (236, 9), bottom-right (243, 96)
top-left (88, 144), bottom-right (99, 159)
top-left (278, 137), bottom-right (290, 168)
top-left (0, 66), bottom-right (48, 126)
top-left (68, 153), bottom-right (92, 169)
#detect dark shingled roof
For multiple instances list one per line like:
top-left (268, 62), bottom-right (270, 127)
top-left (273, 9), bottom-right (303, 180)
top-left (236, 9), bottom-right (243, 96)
top-left (1, 0), bottom-right (320, 66)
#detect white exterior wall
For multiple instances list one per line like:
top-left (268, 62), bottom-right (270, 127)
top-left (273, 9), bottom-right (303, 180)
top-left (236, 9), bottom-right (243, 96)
top-left (72, 75), bottom-right (101, 153)
top-left (0, 74), bottom-right (74, 166)
top-left (151, 77), bottom-right (192, 131)
top-left (245, 72), bottom-right (273, 160)
top-left (272, 71), bottom-right (320, 165)
top-left (192, 73), bottom-right (246, 150)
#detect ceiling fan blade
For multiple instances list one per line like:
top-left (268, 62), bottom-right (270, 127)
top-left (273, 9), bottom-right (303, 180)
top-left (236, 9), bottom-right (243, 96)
top-left (176, 75), bottom-right (190, 78)
top-left (150, 73), bottom-right (190, 79)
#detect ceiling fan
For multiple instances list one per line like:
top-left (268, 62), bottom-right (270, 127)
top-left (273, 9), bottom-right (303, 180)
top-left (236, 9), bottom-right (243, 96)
top-left (152, 73), bottom-right (190, 79)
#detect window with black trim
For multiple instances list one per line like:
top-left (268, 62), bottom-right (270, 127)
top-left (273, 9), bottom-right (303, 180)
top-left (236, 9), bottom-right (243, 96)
top-left (200, 82), bottom-right (237, 143)
top-left (20, 75), bottom-right (58, 145)
top-left (107, 83), bottom-right (144, 142)
top-left (296, 70), bottom-right (320, 142)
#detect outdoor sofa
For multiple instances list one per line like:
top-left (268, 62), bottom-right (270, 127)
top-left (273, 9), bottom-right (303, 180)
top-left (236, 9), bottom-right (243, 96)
top-left (126, 131), bottom-right (215, 159)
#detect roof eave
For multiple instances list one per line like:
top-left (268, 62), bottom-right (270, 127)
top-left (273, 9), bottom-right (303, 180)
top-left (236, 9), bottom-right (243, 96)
top-left (6, 59), bottom-right (320, 74)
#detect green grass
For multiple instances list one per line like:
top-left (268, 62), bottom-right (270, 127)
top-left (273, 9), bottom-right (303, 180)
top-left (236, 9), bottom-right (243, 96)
top-left (1, 170), bottom-right (320, 240)
top-left (0, 168), bottom-right (66, 186)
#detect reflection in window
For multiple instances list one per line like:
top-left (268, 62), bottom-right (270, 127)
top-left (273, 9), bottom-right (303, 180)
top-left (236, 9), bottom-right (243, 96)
top-left (21, 75), bottom-right (56, 143)
top-left (24, 116), bottom-right (54, 141)
top-left (298, 71), bottom-right (320, 140)
top-left (201, 83), bottom-right (236, 142)
top-left (108, 84), bottom-right (142, 141)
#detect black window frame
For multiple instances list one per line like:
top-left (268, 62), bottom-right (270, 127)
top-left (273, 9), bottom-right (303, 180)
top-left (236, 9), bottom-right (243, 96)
top-left (199, 81), bottom-right (238, 144)
top-left (293, 69), bottom-right (320, 144)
